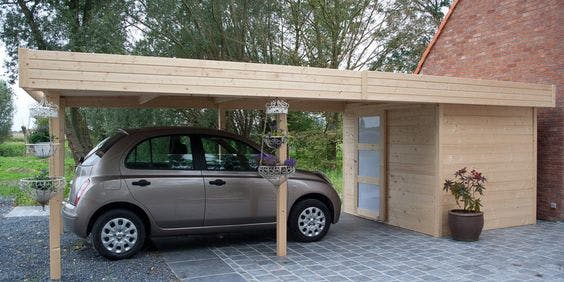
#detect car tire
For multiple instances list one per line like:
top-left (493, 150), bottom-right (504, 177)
top-left (91, 209), bottom-right (146, 260)
top-left (289, 199), bottom-right (331, 242)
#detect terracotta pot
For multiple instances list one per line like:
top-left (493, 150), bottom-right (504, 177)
top-left (448, 209), bottom-right (484, 241)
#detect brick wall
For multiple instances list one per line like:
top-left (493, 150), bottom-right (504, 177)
top-left (419, 0), bottom-right (563, 220)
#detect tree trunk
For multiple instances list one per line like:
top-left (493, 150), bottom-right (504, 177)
top-left (324, 112), bottom-right (341, 168)
top-left (64, 108), bottom-right (93, 163)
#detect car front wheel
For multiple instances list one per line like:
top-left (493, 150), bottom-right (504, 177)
top-left (289, 199), bottom-right (331, 242)
top-left (91, 209), bottom-right (146, 260)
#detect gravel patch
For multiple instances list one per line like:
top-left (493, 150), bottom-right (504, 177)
top-left (0, 196), bottom-right (15, 217)
top-left (0, 213), bottom-right (177, 281)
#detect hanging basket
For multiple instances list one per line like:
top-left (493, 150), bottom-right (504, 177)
top-left (29, 106), bottom-right (58, 118)
top-left (258, 165), bottom-right (296, 186)
top-left (29, 98), bottom-right (59, 118)
top-left (263, 135), bottom-right (288, 149)
top-left (265, 99), bottom-right (289, 114)
top-left (25, 142), bottom-right (58, 158)
top-left (20, 177), bottom-right (65, 209)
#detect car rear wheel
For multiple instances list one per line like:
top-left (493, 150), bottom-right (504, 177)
top-left (91, 209), bottom-right (146, 260)
top-left (289, 199), bottom-right (331, 242)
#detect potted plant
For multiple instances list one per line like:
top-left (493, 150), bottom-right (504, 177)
top-left (443, 167), bottom-right (487, 241)
top-left (20, 169), bottom-right (65, 210)
top-left (257, 153), bottom-right (297, 186)
top-left (263, 121), bottom-right (288, 149)
top-left (24, 124), bottom-right (55, 158)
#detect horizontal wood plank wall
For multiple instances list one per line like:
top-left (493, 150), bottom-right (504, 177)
top-left (20, 49), bottom-right (362, 101)
top-left (387, 104), bottom-right (438, 236)
top-left (364, 72), bottom-right (554, 107)
top-left (19, 49), bottom-right (555, 108)
top-left (438, 105), bottom-right (536, 235)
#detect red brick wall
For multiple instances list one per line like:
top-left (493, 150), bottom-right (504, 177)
top-left (420, 0), bottom-right (563, 220)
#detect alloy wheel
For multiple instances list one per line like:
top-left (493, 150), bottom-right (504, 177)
top-left (100, 217), bottom-right (138, 254)
top-left (298, 207), bottom-right (326, 237)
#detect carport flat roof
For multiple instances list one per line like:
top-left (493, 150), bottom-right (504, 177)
top-left (18, 48), bottom-right (555, 110)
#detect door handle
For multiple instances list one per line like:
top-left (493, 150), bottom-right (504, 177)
top-left (208, 179), bottom-right (226, 186)
top-left (132, 179), bottom-right (151, 187)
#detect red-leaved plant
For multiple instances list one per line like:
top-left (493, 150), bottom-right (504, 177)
top-left (443, 167), bottom-right (487, 212)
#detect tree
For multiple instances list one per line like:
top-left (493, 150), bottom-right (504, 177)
top-left (370, 0), bottom-right (451, 72)
top-left (125, 0), bottom-right (450, 164)
top-left (1, 0), bottom-right (451, 166)
top-left (0, 80), bottom-right (14, 142)
top-left (1, 0), bottom-right (131, 161)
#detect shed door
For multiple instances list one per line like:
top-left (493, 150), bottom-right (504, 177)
top-left (357, 115), bottom-right (386, 220)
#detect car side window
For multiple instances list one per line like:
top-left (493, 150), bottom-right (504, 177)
top-left (201, 136), bottom-right (259, 171)
top-left (125, 135), bottom-right (193, 170)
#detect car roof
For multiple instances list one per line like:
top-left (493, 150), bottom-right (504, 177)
top-left (118, 126), bottom-right (261, 149)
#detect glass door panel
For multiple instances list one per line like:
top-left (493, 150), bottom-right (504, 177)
top-left (358, 183), bottom-right (380, 214)
top-left (357, 115), bottom-right (384, 220)
top-left (358, 150), bottom-right (381, 179)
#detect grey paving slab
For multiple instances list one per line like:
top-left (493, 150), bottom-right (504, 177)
top-left (160, 247), bottom-right (218, 263)
top-left (4, 205), bottom-right (49, 217)
top-left (183, 272), bottom-right (246, 282)
top-left (168, 258), bottom-right (235, 280)
top-left (156, 214), bottom-right (564, 281)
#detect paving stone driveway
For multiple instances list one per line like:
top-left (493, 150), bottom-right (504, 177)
top-left (153, 214), bottom-right (564, 281)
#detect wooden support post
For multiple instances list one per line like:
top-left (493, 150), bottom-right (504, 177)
top-left (48, 94), bottom-right (64, 280)
top-left (276, 113), bottom-right (288, 256)
top-left (218, 107), bottom-right (227, 130)
top-left (218, 108), bottom-right (227, 162)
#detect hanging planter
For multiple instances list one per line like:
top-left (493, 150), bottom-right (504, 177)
top-left (258, 165), bottom-right (296, 186)
top-left (258, 98), bottom-right (295, 187)
top-left (265, 99), bottom-right (288, 114)
top-left (26, 142), bottom-right (58, 158)
top-left (24, 124), bottom-right (57, 158)
top-left (29, 97), bottom-right (59, 118)
top-left (263, 133), bottom-right (288, 149)
top-left (263, 121), bottom-right (288, 149)
top-left (20, 170), bottom-right (65, 210)
top-left (257, 154), bottom-right (296, 186)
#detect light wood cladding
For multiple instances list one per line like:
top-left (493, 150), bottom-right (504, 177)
top-left (438, 104), bottom-right (536, 235)
top-left (387, 105), bottom-right (438, 236)
top-left (19, 48), bottom-right (554, 108)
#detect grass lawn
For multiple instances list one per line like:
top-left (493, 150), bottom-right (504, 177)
top-left (322, 169), bottom-right (343, 196)
top-left (0, 140), bottom-right (75, 206)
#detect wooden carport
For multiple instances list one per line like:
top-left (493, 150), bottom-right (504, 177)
top-left (18, 48), bottom-right (555, 280)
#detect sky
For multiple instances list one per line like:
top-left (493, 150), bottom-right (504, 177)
top-left (1, 43), bottom-right (36, 131)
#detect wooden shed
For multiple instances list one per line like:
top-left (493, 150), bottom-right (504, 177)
top-left (18, 48), bottom-right (555, 279)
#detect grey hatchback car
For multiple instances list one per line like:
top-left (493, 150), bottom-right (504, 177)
top-left (63, 127), bottom-right (341, 260)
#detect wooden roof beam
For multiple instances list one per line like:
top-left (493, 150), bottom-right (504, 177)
top-left (139, 95), bottom-right (159, 105)
top-left (214, 97), bottom-right (243, 104)
top-left (25, 90), bottom-right (45, 102)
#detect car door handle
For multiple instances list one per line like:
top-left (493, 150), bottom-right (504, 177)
top-left (132, 179), bottom-right (151, 187)
top-left (208, 179), bottom-right (226, 186)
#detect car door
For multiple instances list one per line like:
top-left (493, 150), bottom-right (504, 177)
top-left (122, 134), bottom-right (205, 228)
top-left (198, 135), bottom-right (275, 226)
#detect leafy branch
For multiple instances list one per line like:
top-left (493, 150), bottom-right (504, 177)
top-left (443, 167), bottom-right (487, 212)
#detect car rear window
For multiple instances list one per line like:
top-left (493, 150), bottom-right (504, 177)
top-left (82, 131), bottom-right (127, 165)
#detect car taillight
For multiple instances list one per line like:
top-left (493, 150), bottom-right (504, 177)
top-left (74, 179), bottom-right (91, 205)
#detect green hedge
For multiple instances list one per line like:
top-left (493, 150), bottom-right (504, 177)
top-left (0, 142), bottom-right (26, 157)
